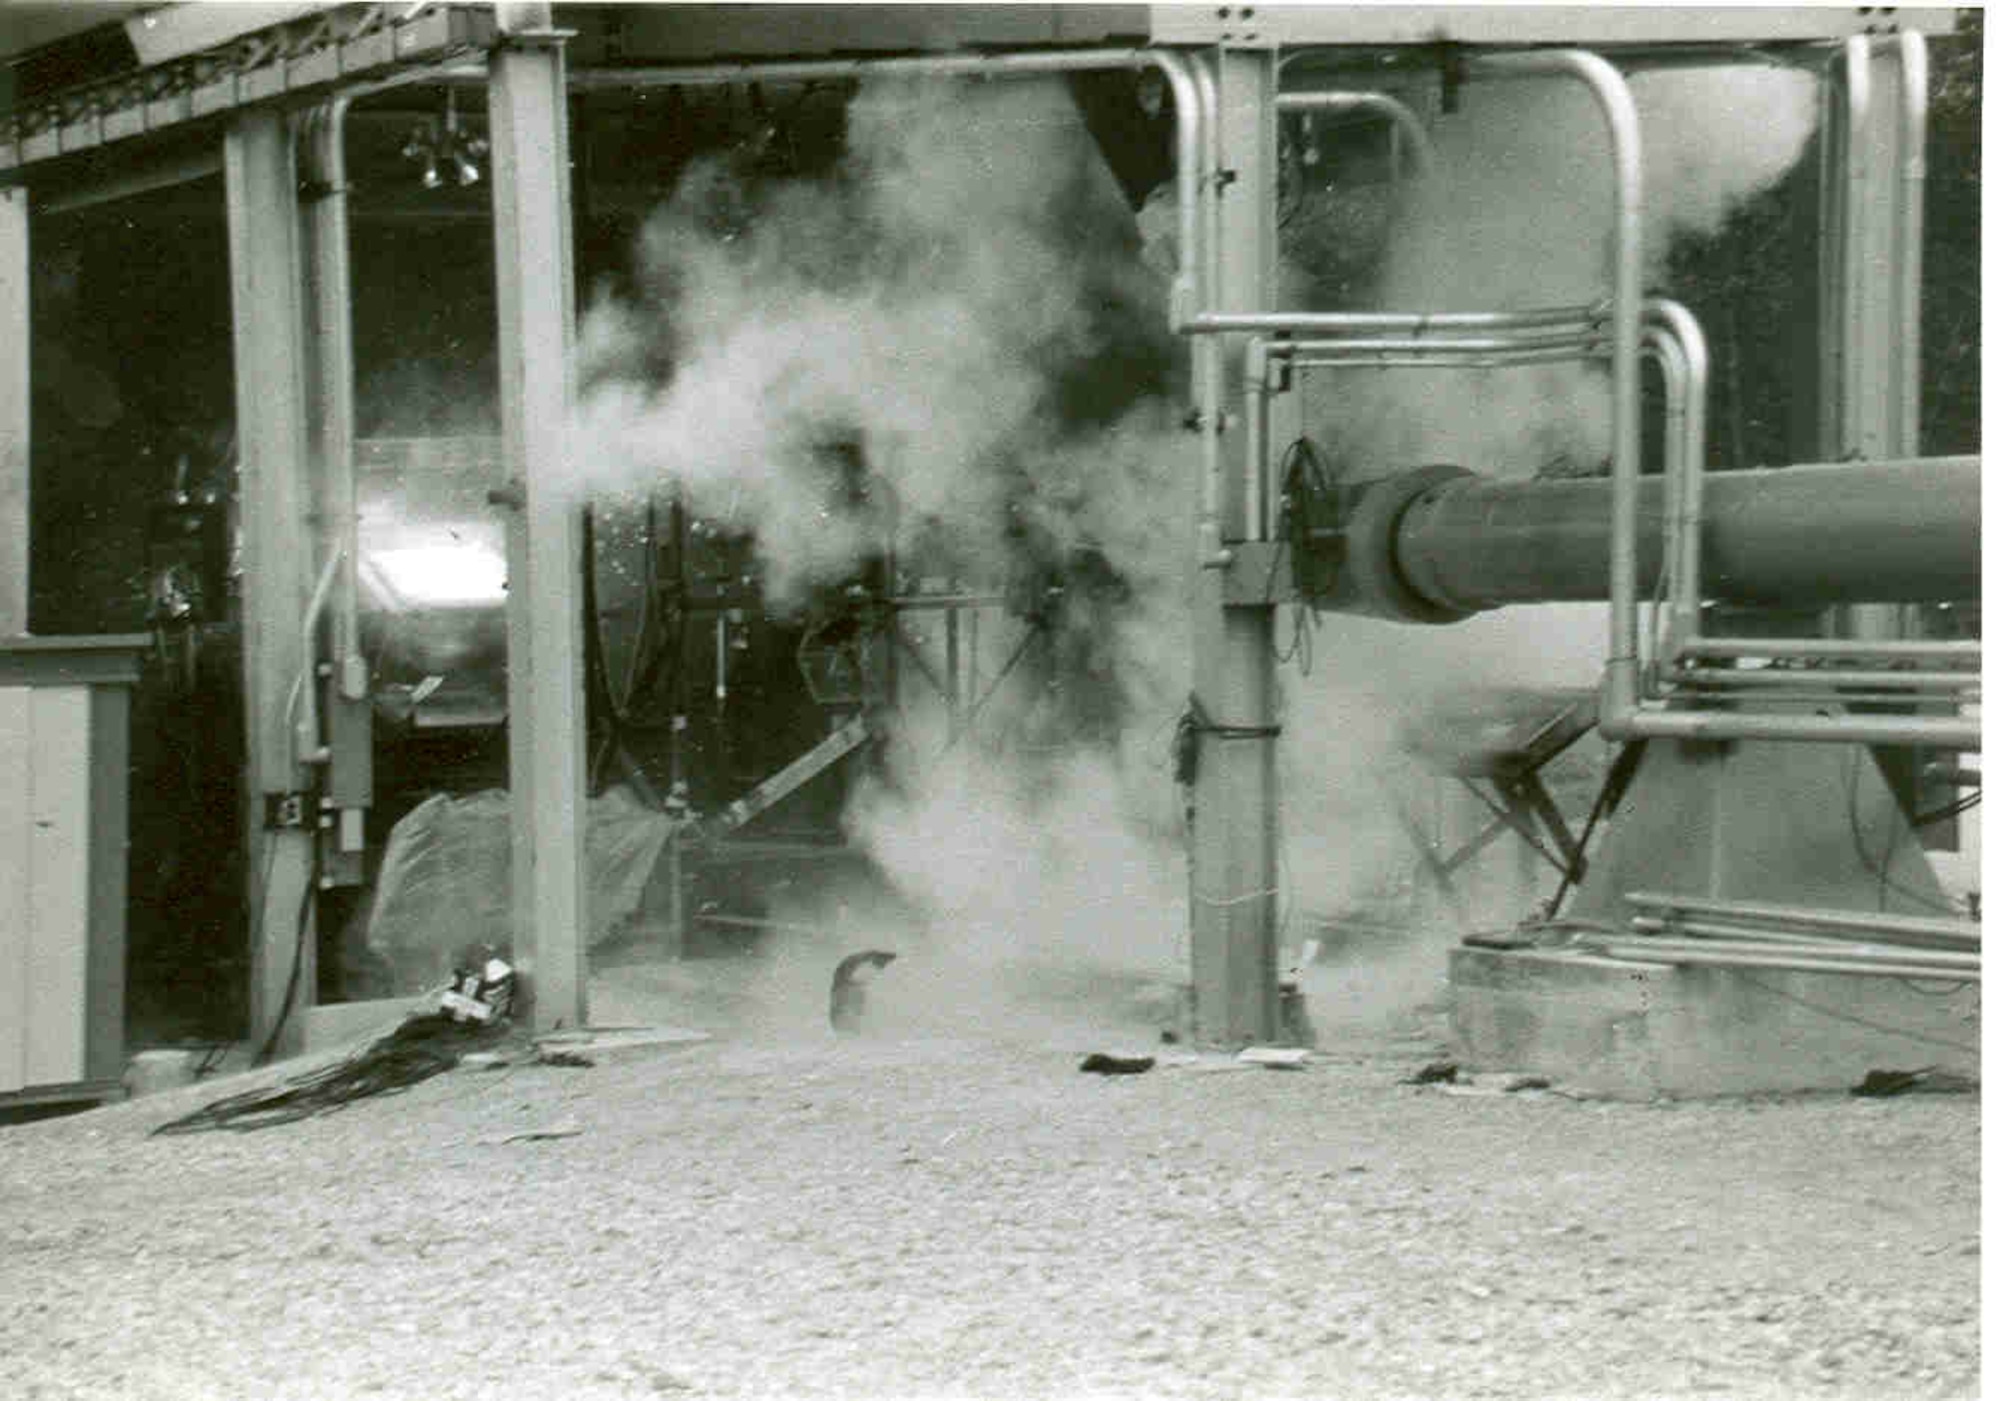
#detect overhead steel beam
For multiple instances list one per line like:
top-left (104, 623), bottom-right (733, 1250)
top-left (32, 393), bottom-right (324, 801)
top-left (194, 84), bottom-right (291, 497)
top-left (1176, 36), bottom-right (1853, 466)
top-left (1, 4), bottom-right (494, 172)
top-left (1150, 6), bottom-right (1957, 48)
top-left (488, 6), bottom-right (588, 1033)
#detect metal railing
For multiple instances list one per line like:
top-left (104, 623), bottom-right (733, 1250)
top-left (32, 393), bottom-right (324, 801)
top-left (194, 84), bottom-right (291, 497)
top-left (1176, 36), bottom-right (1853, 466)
top-left (1577, 890), bottom-right (1982, 983)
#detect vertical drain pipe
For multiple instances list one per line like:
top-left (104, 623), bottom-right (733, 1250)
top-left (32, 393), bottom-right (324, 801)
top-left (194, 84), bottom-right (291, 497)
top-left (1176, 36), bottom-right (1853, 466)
top-left (1185, 50), bottom-right (1232, 561)
top-left (1643, 323), bottom-right (1688, 679)
top-left (1645, 300), bottom-right (1709, 669)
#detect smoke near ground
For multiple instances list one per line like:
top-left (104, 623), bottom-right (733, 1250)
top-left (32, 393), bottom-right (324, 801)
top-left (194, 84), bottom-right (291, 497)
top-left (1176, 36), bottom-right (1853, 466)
top-left (1273, 63), bottom-right (1823, 968)
top-left (569, 67), bottom-right (1826, 1036)
top-left (571, 77), bottom-right (1196, 1027)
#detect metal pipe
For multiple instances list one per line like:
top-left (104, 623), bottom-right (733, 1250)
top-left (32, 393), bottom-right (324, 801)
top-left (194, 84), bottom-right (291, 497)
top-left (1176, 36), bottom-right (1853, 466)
top-left (1627, 917), bottom-right (1855, 948)
top-left (1644, 322), bottom-right (1689, 678)
top-left (1626, 891), bottom-right (1980, 948)
top-left (1618, 709), bottom-right (1977, 749)
top-left (1594, 939), bottom-right (1979, 982)
top-left (1292, 347), bottom-right (1602, 371)
top-left (1675, 636), bottom-right (1980, 662)
top-left (1245, 338), bottom-right (1270, 540)
top-left (1630, 918), bottom-right (1978, 960)
top-left (1670, 668), bottom-right (1978, 693)
top-left (1897, 31), bottom-right (1928, 457)
top-left (1186, 302), bottom-right (1607, 336)
top-left (1275, 329), bottom-right (1604, 355)
top-left (1645, 299), bottom-right (1709, 659)
top-left (1185, 50), bottom-right (1228, 563)
top-left (1274, 90), bottom-right (1435, 178)
top-left (1839, 35), bottom-right (1871, 454)
top-left (1655, 689), bottom-right (1975, 709)
top-left (1457, 51), bottom-right (1642, 760)
top-left (302, 97), bottom-right (367, 706)
top-left (1620, 930), bottom-right (1980, 970)
top-left (714, 614), bottom-right (728, 710)
top-left (287, 547), bottom-right (344, 767)
top-left (1388, 457), bottom-right (1981, 612)
top-left (889, 593), bottom-right (1008, 612)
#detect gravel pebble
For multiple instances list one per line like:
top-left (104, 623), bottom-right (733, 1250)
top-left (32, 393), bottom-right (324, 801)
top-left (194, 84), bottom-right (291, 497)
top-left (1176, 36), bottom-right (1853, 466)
top-left (0, 969), bottom-right (1978, 1401)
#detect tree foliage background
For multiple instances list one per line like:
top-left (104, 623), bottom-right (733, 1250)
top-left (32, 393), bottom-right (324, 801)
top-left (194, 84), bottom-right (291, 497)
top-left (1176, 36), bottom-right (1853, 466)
top-left (1660, 10), bottom-right (1981, 466)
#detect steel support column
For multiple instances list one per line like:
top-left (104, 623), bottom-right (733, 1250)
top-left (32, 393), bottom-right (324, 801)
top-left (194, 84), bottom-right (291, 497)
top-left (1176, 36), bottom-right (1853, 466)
top-left (225, 110), bottom-right (317, 1056)
top-left (489, 7), bottom-right (588, 1032)
top-left (0, 187), bottom-right (25, 636)
top-left (1188, 48), bottom-right (1280, 1046)
top-left (1823, 35), bottom-right (1926, 643)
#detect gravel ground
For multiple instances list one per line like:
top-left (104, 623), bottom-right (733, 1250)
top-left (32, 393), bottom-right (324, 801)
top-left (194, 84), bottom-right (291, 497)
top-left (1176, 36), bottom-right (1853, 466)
top-left (0, 955), bottom-right (1980, 1401)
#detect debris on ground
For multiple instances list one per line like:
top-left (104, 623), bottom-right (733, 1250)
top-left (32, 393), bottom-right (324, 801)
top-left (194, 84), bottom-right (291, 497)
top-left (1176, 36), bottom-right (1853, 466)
top-left (484, 1120), bottom-right (584, 1146)
top-left (1237, 1046), bottom-right (1311, 1069)
top-left (151, 1011), bottom-right (516, 1135)
top-left (1078, 1053), bottom-right (1155, 1075)
top-left (535, 1048), bottom-right (597, 1069)
top-left (1850, 1066), bottom-right (1978, 1097)
top-left (1402, 1060), bottom-right (1459, 1086)
top-left (1505, 1075), bottom-right (1553, 1093)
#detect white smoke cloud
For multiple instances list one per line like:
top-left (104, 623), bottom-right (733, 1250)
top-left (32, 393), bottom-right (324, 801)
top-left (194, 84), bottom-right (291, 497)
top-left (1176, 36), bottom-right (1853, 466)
top-left (1278, 63), bottom-right (1821, 937)
top-left (571, 77), bottom-right (1174, 606)
top-left (1308, 63), bottom-right (1820, 479)
top-left (567, 62), bottom-right (1827, 1031)
top-left (570, 76), bottom-right (1197, 1011)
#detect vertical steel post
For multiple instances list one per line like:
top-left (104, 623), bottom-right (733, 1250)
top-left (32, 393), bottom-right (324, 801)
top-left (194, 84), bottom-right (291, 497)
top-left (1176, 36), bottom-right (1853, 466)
top-left (1824, 36), bottom-right (1923, 643)
top-left (0, 187), bottom-right (26, 637)
top-left (489, 7), bottom-right (589, 1032)
top-left (225, 110), bottom-right (317, 1055)
top-left (1188, 47), bottom-right (1280, 1046)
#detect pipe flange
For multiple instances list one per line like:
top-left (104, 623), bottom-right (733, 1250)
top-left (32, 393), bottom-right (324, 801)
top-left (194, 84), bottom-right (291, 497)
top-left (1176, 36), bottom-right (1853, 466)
top-left (1343, 463), bottom-right (1478, 624)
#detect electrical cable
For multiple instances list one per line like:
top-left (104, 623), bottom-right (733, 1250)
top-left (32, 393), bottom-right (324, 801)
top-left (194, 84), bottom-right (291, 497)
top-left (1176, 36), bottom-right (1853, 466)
top-left (251, 825), bottom-right (321, 1069)
top-left (1272, 436), bottom-right (1336, 676)
top-left (1737, 972), bottom-right (1976, 1054)
top-left (1843, 747), bottom-right (1964, 915)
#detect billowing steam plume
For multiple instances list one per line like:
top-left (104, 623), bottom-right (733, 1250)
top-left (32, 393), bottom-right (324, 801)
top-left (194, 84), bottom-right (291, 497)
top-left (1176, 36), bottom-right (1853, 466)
top-left (570, 63), bottom-right (1826, 1030)
top-left (1278, 63), bottom-right (1821, 944)
top-left (572, 77), bottom-right (1198, 1000)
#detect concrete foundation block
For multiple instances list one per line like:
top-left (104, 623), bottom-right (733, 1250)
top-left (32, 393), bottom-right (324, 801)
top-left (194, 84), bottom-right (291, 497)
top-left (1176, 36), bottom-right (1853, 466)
top-left (1449, 945), bottom-right (1979, 1100)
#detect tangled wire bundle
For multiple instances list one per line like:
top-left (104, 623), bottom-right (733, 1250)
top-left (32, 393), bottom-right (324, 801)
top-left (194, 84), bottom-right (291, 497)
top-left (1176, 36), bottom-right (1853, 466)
top-left (152, 1012), bottom-right (515, 1135)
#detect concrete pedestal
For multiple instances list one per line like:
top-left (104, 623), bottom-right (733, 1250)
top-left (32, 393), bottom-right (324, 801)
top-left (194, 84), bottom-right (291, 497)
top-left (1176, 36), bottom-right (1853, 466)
top-left (1449, 945), bottom-right (1979, 1099)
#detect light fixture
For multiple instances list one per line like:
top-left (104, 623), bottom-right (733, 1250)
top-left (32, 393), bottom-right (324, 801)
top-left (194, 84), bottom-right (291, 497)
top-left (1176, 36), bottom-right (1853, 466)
top-left (401, 88), bottom-right (488, 190)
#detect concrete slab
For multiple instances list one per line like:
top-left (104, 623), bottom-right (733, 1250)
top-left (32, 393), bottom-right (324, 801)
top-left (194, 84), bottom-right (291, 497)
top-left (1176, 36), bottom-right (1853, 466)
top-left (1449, 945), bottom-right (1979, 1100)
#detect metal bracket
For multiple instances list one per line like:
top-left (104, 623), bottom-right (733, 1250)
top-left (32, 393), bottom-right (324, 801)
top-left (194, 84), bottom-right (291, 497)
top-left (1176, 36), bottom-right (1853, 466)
top-left (263, 791), bottom-right (313, 830)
